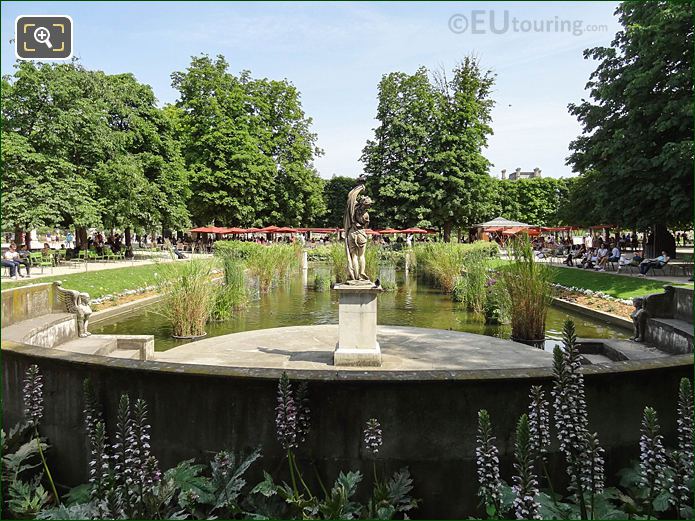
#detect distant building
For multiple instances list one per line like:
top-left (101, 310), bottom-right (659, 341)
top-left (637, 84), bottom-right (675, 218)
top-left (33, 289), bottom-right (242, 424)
top-left (500, 167), bottom-right (542, 181)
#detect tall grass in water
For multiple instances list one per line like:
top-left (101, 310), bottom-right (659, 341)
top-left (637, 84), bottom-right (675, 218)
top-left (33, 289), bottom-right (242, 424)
top-left (211, 255), bottom-right (248, 320)
top-left (500, 237), bottom-right (554, 342)
top-left (452, 247), bottom-right (492, 313)
top-left (414, 241), bottom-right (498, 294)
top-left (328, 241), bottom-right (379, 283)
top-left (157, 260), bottom-right (215, 337)
top-left (214, 241), bottom-right (300, 293)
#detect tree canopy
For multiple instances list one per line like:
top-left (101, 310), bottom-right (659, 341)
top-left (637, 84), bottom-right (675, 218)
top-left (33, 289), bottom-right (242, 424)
top-left (1, 61), bottom-right (191, 235)
top-left (170, 55), bottom-right (326, 228)
top-left (566, 1), bottom-right (693, 230)
top-left (361, 58), bottom-right (496, 240)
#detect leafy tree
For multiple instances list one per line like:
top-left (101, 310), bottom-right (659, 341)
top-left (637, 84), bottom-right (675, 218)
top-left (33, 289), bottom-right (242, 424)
top-left (171, 55), bottom-right (325, 227)
top-left (1, 61), bottom-right (191, 245)
top-left (429, 58), bottom-right (496, 241)
top-left (493, 177), bottom-right (572, 226)
top-left (567, 1), bottom-right (693, 230)
top-left (320, 175), bottom-right (355, 228)
top-left (361, 68), bottom-right (435, 229)
top-left (361, 58), bottom-right (496, 239)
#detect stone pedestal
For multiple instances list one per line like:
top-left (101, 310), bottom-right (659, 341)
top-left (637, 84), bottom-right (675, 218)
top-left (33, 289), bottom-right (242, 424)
top-left (333, 283), bottom-right (383, 366)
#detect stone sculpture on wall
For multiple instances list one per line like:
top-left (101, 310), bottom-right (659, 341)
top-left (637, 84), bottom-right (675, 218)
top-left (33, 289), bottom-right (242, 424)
top-left (55, 281), bottom-right (92, 337)
top-left (630, 297), bottom-right (648, 342)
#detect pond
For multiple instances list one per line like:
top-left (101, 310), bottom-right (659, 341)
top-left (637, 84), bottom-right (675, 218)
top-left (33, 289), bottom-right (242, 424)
top-left (92, 265), bottom-right (630, 351)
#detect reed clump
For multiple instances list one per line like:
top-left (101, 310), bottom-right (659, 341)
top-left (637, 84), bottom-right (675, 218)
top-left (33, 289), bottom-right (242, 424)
top-left (499, 237), bottom-right (554, 341)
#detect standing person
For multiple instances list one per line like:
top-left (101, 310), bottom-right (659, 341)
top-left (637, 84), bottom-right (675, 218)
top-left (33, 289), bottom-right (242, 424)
top-left (66, 231), bottom-right (74, 249)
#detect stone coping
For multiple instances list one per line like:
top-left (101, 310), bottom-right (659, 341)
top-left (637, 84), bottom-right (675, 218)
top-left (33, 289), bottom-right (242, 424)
top-left (552, 297), bottom-right (633, 330)
top-left (3, 338), bottom-right (691, 382)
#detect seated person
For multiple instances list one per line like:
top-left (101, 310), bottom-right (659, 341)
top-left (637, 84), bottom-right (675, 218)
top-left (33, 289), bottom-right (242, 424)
top-left (580, 248), bottom-right (595, 269)
top-left (2, 258), bottom-right (19, 279)
top-left (596, 244), bottom-right (620, 271)
top-left (564, 245), bottom-right (585, 266)
top-left (594, 245), bottom-right (609, 268)
top-left (17, 244), bottom-right (32, 275)
top-left (41, 242), bottom-right (56, 263)
top-left (3, 243), bottom-right (28, 278)
top-left (639, 251), bottom-right (669, 276)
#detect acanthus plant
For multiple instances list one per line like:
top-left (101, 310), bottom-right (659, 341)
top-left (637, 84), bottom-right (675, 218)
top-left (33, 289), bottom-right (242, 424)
top-left (475, 409), bottom-right (502, 518)
top-left (23, 365), bottom-right (60, 507)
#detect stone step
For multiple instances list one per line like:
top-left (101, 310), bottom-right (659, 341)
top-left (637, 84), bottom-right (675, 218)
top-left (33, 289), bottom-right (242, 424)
top-left (54, 335), bottom-right (118, 356)
top-left (602, 339), bottom-right (670, 361)
top-left (646, 318), bottom-right (693, 355)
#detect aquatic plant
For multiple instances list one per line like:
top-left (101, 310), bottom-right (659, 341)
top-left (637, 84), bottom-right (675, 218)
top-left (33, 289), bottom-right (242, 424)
top-left (156, 259), bottom-right (215, 337)
top-left (500, 237), bottom-right (553, 342)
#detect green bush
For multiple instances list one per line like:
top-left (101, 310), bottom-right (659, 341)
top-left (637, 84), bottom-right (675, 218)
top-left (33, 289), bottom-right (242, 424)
top-left (313, 273), bottom-right (331, 292)
top-left (214, 241), bottom-right (300, 292)
top-left (211, 256), bottom-right (248, 320)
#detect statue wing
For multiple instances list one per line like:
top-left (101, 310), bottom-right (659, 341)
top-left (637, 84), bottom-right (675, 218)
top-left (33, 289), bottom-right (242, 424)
top-left (54, 281), bottom-right (79, 314)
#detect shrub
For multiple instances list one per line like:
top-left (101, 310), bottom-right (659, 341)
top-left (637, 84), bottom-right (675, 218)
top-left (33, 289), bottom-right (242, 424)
top-left (313, 273), bottom-right (331, 292)
top-left (214, 241), bottom-right (300, 293)
top-left (211, 255), bottom-right (248, 320)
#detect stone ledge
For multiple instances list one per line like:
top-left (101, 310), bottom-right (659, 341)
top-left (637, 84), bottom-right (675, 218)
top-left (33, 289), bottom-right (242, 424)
top-left (3, 337), bottom-right (691, 382)
top-left (552, 297), bottom-right (632, 330)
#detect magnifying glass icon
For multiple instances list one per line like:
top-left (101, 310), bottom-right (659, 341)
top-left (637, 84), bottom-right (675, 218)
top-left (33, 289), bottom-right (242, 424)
top-left (33, 26), bottom-right (53, 49)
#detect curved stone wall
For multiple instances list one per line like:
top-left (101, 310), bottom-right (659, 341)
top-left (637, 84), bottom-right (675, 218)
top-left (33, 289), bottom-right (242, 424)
top-left (2, 340), bottom-right (691, 518)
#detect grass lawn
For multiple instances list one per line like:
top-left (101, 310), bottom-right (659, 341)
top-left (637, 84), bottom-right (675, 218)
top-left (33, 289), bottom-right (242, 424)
top-left (547, 266), bottom-right (690, 300)
top-left (0, 262), bottom-right (188, 299)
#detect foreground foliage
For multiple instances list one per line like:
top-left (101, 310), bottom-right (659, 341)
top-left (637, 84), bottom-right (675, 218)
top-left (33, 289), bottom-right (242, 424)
top-left (475, 320), bottom-right (694, 520)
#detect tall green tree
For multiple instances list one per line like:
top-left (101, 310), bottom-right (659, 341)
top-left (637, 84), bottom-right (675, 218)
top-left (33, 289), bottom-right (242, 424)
top-left (361, 68), bottom-right (435, 229)
top-left (492, 177), bottom-right (571, 226)
top-left (1, 61), bottom-right (191, 245)
top-left (429, 58), bottom-right (496, 240)
top-left (320, 175), bottom-right (355, 227)
top-left (361, 58), bottom-right (496, 239)
top-left (171, 55), bottom-right (325, 227)
top-left (567, 1), bottom-right (693, 230)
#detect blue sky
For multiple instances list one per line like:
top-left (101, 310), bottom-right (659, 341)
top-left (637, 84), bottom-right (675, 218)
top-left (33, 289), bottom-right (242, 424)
top-left (1, 1), bottom-right (621, 179)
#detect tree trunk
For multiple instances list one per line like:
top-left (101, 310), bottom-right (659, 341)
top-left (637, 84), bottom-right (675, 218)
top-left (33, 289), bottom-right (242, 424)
top-left (76, 226), bottom-right (88, 249)
top-left (443, 221), bottom-right (453, 243)
top-left (14, 226), bottom-right (22, 247)
top-left (24, 223), bottom-right (31, 250)
top-left (645, 224), bottom-right (676, 259)
top-left (125, 227), bottom-right (133, 258)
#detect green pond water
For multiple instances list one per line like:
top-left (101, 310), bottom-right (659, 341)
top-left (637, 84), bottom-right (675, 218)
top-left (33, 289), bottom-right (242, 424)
top-left (92, 266), bottom-right (630, 352)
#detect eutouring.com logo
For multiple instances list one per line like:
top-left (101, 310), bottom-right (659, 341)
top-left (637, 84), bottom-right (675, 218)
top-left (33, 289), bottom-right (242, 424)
top-left (448, 11), bottom-right (608, 37)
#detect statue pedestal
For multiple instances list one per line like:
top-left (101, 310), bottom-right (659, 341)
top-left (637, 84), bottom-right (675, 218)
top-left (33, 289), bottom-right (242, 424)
top-left (333, 283), bottom-right (384, 366)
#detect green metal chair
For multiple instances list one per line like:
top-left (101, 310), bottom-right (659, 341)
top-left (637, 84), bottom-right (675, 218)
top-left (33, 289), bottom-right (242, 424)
top-left (29, 252), bottom-right (53, 274)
